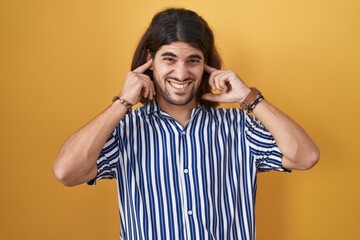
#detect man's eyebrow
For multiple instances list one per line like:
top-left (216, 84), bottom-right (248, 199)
top-left (160, 52), bottom-right (177, 57)
top-left (160, 52), bottom-right (203, 60)
top-left (188, 54), bottom-right (203, 60)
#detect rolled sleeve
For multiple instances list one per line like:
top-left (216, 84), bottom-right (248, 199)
top-left (245, 114), bottom-right (291, 173)
top-left (88, 127), bottom-right (120, 185)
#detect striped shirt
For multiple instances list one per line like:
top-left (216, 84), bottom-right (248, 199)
top-left (89, 100), bottom-right (289, 240)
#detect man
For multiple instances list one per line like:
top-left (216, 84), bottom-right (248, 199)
top-left (53, 8), bottom-right (319, 239)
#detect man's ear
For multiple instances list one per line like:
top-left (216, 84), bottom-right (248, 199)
top-left (146, 50), bottom-right (153, 70)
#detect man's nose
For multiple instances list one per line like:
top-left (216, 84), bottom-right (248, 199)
top-left (174, 63), bottom-right (189, 81)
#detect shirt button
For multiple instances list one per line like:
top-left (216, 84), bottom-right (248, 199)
top-left (188, 210), bottom-right (193, 215)
top-left (184, 169), bottom-right (189, 174)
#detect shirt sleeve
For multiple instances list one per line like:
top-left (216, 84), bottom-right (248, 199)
top-left (88, 126), bottom-right (121, 185)
top-left (244, 113), bottom-right (291, 173)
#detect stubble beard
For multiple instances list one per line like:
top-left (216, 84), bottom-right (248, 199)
top-left (154, 79), bottom-right (198, 106)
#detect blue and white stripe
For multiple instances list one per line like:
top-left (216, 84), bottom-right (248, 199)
top-left (90, 100), bottom-right (289, 239)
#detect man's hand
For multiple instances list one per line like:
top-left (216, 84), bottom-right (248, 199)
top-left (202, 65), bottom-right (251, 103)
top-left (119, 59), bottom-right (156, 105)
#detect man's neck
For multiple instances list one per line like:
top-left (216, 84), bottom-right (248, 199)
top-left (156, 98), bottom-right (198, 126)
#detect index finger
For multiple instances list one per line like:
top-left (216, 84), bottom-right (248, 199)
top-left (204, 64), bottom-right (218, 74)
top-left (133, 59), bottom-right (153, 73)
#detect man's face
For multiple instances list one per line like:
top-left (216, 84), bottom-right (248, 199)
top-left (151, 41), bottom-right (205, 106)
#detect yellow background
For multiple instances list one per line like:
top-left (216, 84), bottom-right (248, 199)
top-left (1, 0), bottom-right (359, 239)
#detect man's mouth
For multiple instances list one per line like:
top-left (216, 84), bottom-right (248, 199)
top-left (169, 81), bottom-right (190, 89)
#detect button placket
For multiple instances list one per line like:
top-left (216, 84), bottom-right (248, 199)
top-left (179, 128), bottom-right (195, 239)
top-left (183, 131), bottom-right (194, 216)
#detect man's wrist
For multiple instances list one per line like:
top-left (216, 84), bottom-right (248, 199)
top-left (239, 87), bottom-right (264, 113)
top-left (112, 96), bottom-right (133, 113)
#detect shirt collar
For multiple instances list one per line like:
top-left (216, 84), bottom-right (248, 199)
top-left (144, 100), bottom-right (211, 116)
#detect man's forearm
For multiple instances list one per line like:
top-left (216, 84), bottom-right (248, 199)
top-left (252, 100), bottom-right (320, 170)
top-left (53, 100), bottom-right (129, 186)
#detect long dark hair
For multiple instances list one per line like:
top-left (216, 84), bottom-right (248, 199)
top-left (131, 8), bottom-right (222, 107)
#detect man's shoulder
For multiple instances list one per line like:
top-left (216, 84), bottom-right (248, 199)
top-left (199, 106), bottom-right (249, 125)
top-left (206, 106), bottom-right (244, 115)
top-left (120, 101), bottom-right (159, 122)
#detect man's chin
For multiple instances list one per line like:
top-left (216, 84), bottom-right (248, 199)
top-left (163, 94), bottom-right (196, 106)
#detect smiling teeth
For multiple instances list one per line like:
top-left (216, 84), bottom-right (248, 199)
top-left (170, 82), bottom-right (189, 89)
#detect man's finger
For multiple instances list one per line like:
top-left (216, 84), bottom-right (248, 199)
top-left (133, 59), bottom-right (153, 73)
top-left (204, 64), bottom-right (218, 74)
top-left (205, 65), bottom-right (218, 90)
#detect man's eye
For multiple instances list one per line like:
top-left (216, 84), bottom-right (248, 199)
top-left (188, 59), bottom-right (201, 64)
top-left (163, 58), bottom-right (175, 62)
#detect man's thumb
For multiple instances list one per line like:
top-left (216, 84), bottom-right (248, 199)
top-left (202, 93), bottom-right (220, 102)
